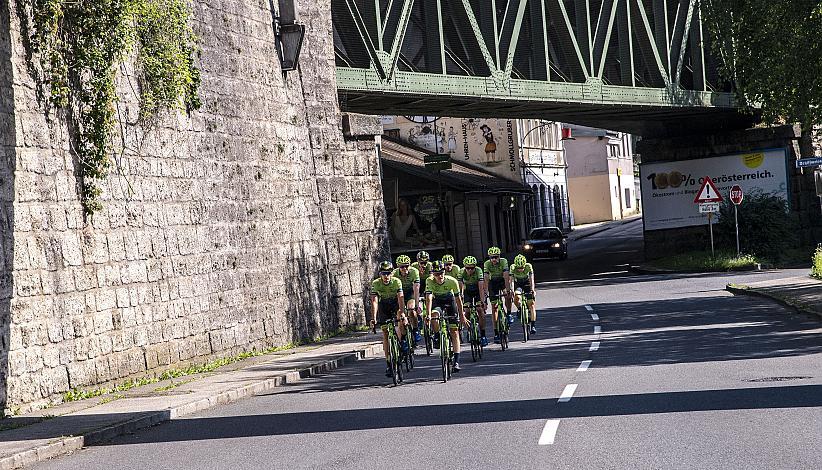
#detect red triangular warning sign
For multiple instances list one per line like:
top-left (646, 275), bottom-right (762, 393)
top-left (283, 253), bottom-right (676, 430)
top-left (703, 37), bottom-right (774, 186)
top-left (694, 176), bottom-right (724, 203)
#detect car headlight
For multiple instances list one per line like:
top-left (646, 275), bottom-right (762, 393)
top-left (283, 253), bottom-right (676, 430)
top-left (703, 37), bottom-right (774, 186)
top-left (551, 242), bottom-right (561, 248)
top-left (523, 244), bottom-right (532, 250)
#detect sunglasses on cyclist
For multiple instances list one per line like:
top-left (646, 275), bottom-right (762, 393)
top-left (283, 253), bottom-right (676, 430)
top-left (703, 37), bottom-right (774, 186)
top-left (490, 255), bottom-right (500, 259)
top-left (432, 271), bottom-right (445, 275)
top-left (398, 264), bottom-right (410, 269)
top-left (379, 271), bottom-right (392, 275)
top-left (464, 266), bottom-right (476, 270)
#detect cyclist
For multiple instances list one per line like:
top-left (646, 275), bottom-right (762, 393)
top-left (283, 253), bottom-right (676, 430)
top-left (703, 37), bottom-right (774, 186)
top-left (459, 256), bottom-right (489, 346)
top-left (412, 251), bottom-right (433, 294)
top-left (511, 254), bottom-right (537, 334)
top-left (370, 261), bottom-right (407, 377)
top-left (483, 246), bottom-right (512, 343)
top-left (442, 254), bottom-right (461, 279)
top-left (393, 255), bottom-right (423, 343)
top-left (425, 261), bottom-right (468, 371)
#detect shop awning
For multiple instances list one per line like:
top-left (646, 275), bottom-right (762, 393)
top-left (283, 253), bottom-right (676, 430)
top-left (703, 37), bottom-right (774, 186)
top-left (379, 138), bottom-right (531, 194)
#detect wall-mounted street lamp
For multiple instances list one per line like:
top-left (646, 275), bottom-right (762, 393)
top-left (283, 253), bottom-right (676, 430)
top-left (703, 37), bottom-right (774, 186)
top-left (275, 0), bottom-right (305, 73)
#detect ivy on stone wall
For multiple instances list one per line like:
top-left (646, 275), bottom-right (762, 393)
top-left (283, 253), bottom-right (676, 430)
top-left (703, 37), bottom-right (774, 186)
top-left (18, 0), bottom-right (201, 216)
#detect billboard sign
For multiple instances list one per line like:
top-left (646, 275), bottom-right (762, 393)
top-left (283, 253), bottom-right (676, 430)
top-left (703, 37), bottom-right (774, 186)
top-left (640, 149), bottom-right (788, 231)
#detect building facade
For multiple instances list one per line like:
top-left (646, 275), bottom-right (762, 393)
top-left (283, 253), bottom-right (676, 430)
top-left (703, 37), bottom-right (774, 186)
top-left (517, 120), bottom-right (572, 232)
top-left (565, 125), bottom-right (639, 224)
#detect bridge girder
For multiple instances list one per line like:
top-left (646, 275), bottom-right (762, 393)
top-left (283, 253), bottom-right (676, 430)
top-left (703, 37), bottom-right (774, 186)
top-left (332, 0), bottom-right (753, 136)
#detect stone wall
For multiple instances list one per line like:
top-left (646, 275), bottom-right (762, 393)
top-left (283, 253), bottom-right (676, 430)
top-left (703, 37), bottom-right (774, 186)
top-left (638, 125), bottom-right (822, 258)
top-left (0, 0), bottom-right (387, 411)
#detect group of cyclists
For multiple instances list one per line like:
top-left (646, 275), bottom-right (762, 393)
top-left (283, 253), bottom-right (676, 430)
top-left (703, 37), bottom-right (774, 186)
top-left (370, 247), bottom-right (537, 378)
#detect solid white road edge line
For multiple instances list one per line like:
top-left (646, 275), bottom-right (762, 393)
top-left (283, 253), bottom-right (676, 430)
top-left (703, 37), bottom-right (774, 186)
top-left (585, 305), bottom-right (594, 311)
top-left (591, 313), bottom-right (599, 321)
top-left (558, 384), bottom-right (578, 403)
top-left (577, 360), bottom-right (592, 372)
top-left (594, 326), bottom-right (601, 334)
top-left (539, 419), bottom-right (561, 445)
top-left (590, 341), bottom-right (600, 351)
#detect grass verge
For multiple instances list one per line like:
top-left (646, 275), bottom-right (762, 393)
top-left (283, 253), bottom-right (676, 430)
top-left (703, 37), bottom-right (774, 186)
top-left (648, 251), bottom-right (762, 272)
top-left (61, 325), bottom-right (368, 404)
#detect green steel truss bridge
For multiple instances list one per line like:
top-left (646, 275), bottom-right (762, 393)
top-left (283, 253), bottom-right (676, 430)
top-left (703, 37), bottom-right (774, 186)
top-left (332, 0), bottom-right (753, 136)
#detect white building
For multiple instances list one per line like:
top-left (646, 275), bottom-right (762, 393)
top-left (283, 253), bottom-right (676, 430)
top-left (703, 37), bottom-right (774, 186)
top-left (565, 125), bottom-right (639, 224)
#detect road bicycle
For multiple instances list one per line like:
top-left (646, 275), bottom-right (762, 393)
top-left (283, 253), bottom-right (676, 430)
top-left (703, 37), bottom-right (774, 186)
top-left (491, 290), bottom-right (509, 350)
top-left (515, 287), bottom-right (531, 342)
top-left (402, 307), bottom-right (416, 371)
top-left (464, 297), bottom-right (483, 361)
top-left (432, 307), bottom-right (454, 382)
top-left (373, 318), bottom-right (403, 385)
top-left (420, 299), bottom-right (433, 356)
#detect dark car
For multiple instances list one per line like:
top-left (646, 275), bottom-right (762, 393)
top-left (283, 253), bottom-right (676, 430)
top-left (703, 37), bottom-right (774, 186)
top-left (521, 227), bottom-right (568, 261)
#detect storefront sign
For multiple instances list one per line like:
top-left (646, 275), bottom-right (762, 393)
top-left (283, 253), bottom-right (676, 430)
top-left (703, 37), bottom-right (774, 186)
top-left (640, 148), bottom-right (788, 231)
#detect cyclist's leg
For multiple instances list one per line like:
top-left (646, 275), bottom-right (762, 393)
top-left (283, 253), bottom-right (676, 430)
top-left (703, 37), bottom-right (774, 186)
top-left (446, 299), bottom-right (462, 369)
top-left (528, 294), bottom-right (537, 322)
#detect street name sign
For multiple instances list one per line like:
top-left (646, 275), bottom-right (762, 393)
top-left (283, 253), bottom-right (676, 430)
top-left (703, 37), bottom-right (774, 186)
top-left (424, 153), bottom-right (452, 171)
top-left (699, 202), bottom-right (720, 213)
top-left (693, 176), bottom-right (723, 203)
top-left (730, 185), bottom-right (744, 205)
top-left (795, 157), bottom-right (822, 168)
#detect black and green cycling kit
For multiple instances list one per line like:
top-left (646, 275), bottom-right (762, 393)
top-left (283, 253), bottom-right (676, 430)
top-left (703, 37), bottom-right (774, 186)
top-left (511, 263), bottom-right (535, 297)
top-left (484, 258), bottom-right (509, 299)
top-left (426, 275), bottom-right (460, 321)
top-left (371, 277), bottom-right (403, 323)
top-left (444, 264), bottom-right (461, 279)
top-left (392, 266), bottom-right (420, 300)
top-left (412, 261), bottom-right (433, 291)
top-left (459, 267), bottom-right (484, 302)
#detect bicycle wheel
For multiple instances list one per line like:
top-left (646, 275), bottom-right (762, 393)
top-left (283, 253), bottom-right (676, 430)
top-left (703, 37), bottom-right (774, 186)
top-left (470, 318), bottom-right (478, 362)
top-left (389, 337), bottom-right (399, 385)
top-left (440, 329), bottom-right (449, 382)
top-left (424, 324), bottom-right (432, 356)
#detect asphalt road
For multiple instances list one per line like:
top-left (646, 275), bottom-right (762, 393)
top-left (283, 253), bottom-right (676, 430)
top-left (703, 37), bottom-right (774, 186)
top-left (37, 223), bottom-right (822, 469)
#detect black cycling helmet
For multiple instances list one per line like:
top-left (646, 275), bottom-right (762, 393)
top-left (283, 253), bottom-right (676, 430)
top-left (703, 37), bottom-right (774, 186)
top-left (431, 260), bottom-right (445, 273)
top-left (379, 261), bottom-right (393, 273)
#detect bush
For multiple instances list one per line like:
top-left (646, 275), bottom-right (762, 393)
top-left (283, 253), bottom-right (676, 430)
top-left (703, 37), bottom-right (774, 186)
top-left (715, 190), bottom-right (799, 262)
top-left (813, 245), bottom-right (822, 279)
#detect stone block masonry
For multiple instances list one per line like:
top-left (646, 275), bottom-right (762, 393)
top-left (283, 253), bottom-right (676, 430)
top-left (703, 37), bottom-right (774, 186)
top-left (0, 0), bottom-right (387, 411)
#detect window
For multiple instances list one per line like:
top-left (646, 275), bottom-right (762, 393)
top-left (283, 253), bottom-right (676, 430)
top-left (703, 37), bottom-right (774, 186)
top-left (625, 188), bottom-right (631, 208)
top-left (607, 143), bottom-right (621, 158)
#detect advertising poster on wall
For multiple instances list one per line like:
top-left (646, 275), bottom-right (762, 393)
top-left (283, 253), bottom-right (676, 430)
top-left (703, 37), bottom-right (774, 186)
top-left (383, 116), bottom-right (522, 182)
top-left (640, 148), bottom-right (789, 231)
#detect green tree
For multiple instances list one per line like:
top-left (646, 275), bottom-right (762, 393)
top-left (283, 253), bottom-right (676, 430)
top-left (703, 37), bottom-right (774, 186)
top-left (702, 1), bottom-right (822, 129)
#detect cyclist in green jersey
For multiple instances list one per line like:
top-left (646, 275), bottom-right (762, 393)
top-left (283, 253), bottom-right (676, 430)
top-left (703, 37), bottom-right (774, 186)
top-left (442, 254), bottom-right (461, 279)
top-left (425, 261), bottom-right (467, 371)
top-left (370, 261), bottom-right (407, 377)
top-left (412, 251), bottom-right (433, 295)
top-left (392, 255), bottom-right (423, 343)
top-left (483, 246), bottom-right (513, 343)
top-left (511, 254), bottom-right (537, 334)
top-left (459, 256), bottom-right (489, 346)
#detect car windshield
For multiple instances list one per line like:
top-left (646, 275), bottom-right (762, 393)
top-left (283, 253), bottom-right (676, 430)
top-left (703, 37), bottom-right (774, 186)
top-left (530, 228), bottom-right (563, 240)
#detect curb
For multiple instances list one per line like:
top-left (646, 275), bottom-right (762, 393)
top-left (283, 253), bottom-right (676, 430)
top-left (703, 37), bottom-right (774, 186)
top-left (630, 265), bottom-right (762, 275)
top-left (0, 343), bottom-right (382, 469)
top-left (725, 285), bottom-right (822, 320)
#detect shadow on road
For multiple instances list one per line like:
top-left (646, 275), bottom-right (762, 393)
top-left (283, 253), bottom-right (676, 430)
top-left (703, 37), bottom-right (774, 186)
top-left (93, 383), bottom-right (822, 444)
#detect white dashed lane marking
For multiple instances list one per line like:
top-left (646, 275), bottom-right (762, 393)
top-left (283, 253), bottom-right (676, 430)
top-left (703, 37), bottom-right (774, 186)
top-left (538, 419), bottom-right (561, 445)
top-left (591, 313), bottom-right (599, 321)
top-left (593, 326), bottom-right (601, 334)
top-left (585, 305), bottom-right (594, 311)
top-left (590, 341), bottom-right (600, 351)
top-left (577, 360), bottom-right (592, 372)
top-left (558, 384), bottom-right (578, 403)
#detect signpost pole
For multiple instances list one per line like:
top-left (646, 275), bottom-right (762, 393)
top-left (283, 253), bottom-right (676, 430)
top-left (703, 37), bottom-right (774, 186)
top-left (708, 212), bottom-right (715, 257)
top-left (734, 204), bottom-right (740, 257)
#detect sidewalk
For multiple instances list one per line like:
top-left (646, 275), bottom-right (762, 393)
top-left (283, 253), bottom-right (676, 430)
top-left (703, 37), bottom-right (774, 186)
top-left (726, 275), bottom-right (822, 320)
top-left (567, 214), bottom-right (642, 241)
top-left (0, 332), bottom-right (381, 469)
